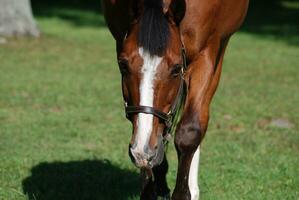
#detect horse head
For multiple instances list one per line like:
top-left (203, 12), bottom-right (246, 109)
top-left (118, 0), bottom-right (186, 168)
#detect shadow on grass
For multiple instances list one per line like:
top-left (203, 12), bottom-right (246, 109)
top-left (31, 0), bottom-right (105, 27)
top-left (22, 160), bottom-right (139, 200)
top-left (241, 0), bottom-right (299, 45)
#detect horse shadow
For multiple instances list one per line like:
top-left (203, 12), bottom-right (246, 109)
top-left (22, 159), bottom-right (139, 200)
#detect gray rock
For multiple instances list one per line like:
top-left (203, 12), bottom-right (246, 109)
top-left (270, 118), bottom-right (294, 129)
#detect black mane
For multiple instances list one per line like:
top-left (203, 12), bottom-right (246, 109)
top-left (138, 0), bottom-right (170, 56)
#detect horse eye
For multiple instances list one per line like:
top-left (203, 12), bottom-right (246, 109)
top-left (171, 64), bottom-right (182, 77)
top-left (118, 59), bottom-right (129, 75)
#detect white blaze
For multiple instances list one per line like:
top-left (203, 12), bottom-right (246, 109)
top-left (134, 48), bottom-right (162, 152)
top-left (188, 146), bottom-right (200, 200)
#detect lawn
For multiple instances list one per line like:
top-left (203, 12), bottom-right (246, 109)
top-left (0, 1), bottom-right (298, 200)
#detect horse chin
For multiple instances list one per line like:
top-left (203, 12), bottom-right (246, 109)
top-left (148, 142), bottom-right (164, 168)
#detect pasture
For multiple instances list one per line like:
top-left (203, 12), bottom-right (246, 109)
top-left (0, 1), bottom-right (298, 199)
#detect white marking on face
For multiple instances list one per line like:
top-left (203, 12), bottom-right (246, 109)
top-left (133, 48), bottom-right (162, 153)
top-left (188, 146), bottom-right (200, 200)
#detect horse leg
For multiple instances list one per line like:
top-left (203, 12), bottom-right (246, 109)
top-left (171, 112), bottom-right (202, 200)
top-left (153, 154), bottom-right (171, 199)
top-left (140, 168), bottom-right (156, 200)
top-left (141, 153), bottom-right (170, 200)
top-left (172, 37), bottom-right (229, 200)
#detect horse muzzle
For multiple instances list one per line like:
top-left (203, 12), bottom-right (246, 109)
top-left (129, 141), bottom-right (164, 168)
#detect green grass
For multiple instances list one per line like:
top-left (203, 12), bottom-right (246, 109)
top-left (0, 5), bottom-right (299, 200)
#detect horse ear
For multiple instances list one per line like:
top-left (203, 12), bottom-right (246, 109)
top-left (166, 0), bottom-right (186, 25)
top-left (130, 0), bottom-right (143, 21)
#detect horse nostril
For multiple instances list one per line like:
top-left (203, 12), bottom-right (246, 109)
top-left (148, 154), bottom-right (155, 161)
top-left (128, 144), bottom-right (139, 163)
top-left (147, 148), bottom-right (157, 161)
top-left (129, 143), bottom-right (137, 150)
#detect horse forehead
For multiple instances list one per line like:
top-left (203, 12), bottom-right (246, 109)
top-left (138, 48), bottom-right (163, 73)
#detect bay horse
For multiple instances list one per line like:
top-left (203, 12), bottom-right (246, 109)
top-left (102, 0), bottom-right (249, 199)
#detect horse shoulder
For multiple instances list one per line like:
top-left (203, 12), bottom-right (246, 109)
top-left (180, 0), bottom-right (249, 60)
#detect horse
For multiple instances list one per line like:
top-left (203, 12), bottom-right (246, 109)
top-left (102, 0), bottom-right (249, 199)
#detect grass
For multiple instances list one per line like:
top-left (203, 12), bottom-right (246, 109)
top-left (0, 2), bottom-right (299, 200)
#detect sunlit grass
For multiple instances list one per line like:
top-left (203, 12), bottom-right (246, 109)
top-left (0, 7), bottom-right (298, 200)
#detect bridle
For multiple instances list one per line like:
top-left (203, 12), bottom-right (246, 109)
top-left (124, 47), bottom-right (188, 140)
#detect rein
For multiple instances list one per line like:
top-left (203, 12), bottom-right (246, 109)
top-left (124, 47), bottom-right (188, 141)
